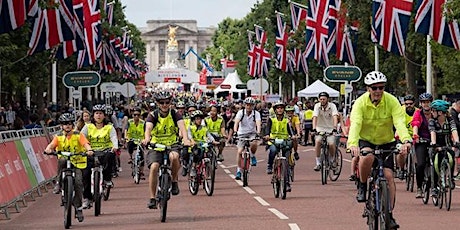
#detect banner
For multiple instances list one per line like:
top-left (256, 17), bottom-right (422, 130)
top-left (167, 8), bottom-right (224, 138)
top-left (30, 136), bottom-right (57, 180)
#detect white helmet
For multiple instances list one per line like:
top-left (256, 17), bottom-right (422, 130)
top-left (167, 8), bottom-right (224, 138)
top-left (244, 97), bottom-right (255, 104)
top-left (364, 71), bottom-right (387, 85)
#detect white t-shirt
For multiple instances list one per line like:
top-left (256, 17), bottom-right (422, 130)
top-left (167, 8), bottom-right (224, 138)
top-left (313, 102), bottom-right (338, 132)
top-left (235, 109), bottom-right (261, 135)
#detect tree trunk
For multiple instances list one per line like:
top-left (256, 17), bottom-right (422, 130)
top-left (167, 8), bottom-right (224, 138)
top-left (405, 50), bottom-right (417, 96)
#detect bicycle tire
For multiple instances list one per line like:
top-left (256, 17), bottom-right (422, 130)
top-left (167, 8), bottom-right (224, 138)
top-left (378, 180), bottom-right (391, 230)
top-left (272, 159), bottom-right (280, 198)
top-left (204, 155), bottom-right (216, 196)
top-left (422, 165), bottom-right (430, 204)
top-left (159, 174), bottom-right (170, 222)
top-left (94, 171), bottom-right (101, 216)
top-left (365, 181), bottom-right (377, 230)
top-left (406, 149), bottom-right (415, 192)
top-left (188, 167), bottom-right (199, 195)
top-left (134, 163), bottom-right (140, 184)
top-left (64, 176), bottom-right (73, 229)
top-left (242, 152), bottom-right (249, 187)
top-left (320, 149), bottom-right (328, 185)
top-left (280, 159), bottom-right (288, 200)
top-left (329, 149), bottom-right (342, 181)
top-left (441, 160), bottom-right (452, 211)
top-left (103, 184), bottom-right (111, 201)
top-left (289, 164), bottom-right (295, 182)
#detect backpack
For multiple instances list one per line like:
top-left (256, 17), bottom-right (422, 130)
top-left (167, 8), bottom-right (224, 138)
top-left (240, 109), bottom-right (256, 123)
top-left (150, 109), bottom-right (179, 128)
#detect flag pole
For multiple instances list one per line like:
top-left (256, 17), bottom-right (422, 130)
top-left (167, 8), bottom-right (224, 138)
top-left (426, 35), bottom-right (432, 94)
top-left (52, 61), bottom-right (57, 106)
top-left (289, 0), bottom-right (308, 9)
top-left (374, 45), bottom-right (379, 71)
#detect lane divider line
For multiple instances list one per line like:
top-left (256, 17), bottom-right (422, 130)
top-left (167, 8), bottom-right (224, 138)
top-left (243, 187), bottom-right (255, 194)
top-left (268, 208), bottom-right (289, 220)
top-left (223, 169), bottom-right (231, 174)
top-left (288, 223), bottom-right (300, 230)
top-left (254, 196), bottom-right (270, 206)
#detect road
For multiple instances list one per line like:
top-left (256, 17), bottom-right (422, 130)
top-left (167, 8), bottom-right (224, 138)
top-left (1, 144), bottom-right (458, 229)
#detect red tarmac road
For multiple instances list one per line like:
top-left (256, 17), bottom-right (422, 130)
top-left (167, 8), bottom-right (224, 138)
top-left (1, 144), bottom-right (458, 229)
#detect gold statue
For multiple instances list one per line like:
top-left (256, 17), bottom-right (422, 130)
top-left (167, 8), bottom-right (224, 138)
top-left (167, 25), bottom-right (178, 48)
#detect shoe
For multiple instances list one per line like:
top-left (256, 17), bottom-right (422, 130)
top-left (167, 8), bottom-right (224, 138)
top-left (251, 156), bottom-right (257, 166)
top-left (190, 168), bottom-right (197, 177)
top-left (128, 159), bottom-right (133, 164)
top-left (266, 166), bottom-right (273, 174)
top-left (451, 180), bottom-right (456, 189)
top-left (431, 188), bottom-right (439, 197)
top-left (171, 182), bottom-right (180, 195)
top-left (75, 208), bottom-right (84, 222)
top-left (181, 166), bottom-right (188, 177)
top-left (147, 198), bottom-right (157, 209)
top-left (118, 167), bottom-right (122, 172)
top-left (415, 188), bottom-right (423, 198)
top-left (112, 172), bottom-right (118, 178)
top-left (286, 183), bottom-right (292, 192)
top-left (104, 180), bottom-right (114, 188)
top-left (313, 164), bottom-right (321, 171)
top-left (294, 152), bottom-right (300, 160)
top-left (349, 174), bottom-right (357, 181)
top-left (397, 170), bottom-right (406, 180)
top-left (217, 153), bottom-right (224, 162)
top-left (82, 198), bottom-right (91, 209)
top-left (235, 171), bottom-right (241, 180)
top-left (356, 182), bottom-right (367, 203)
top-left (388, 213), bottom-right (400, 229)
top-left (53, 183), bottom-right (61, 194)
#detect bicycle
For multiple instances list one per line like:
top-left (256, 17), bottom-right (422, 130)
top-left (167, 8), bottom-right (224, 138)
top-left (318, 132), bottom-right (343, 185)
top-left (405, 142), bottom-right (416, 192)
top-left (430, 146), bottom-right (455, 211)
top-left (269, 138), bottom-right (293, 200)
top-left (361, 147), bottom-right (399, 230)
top-left (45, 151), bottom-right (86, 229)
top-left (130, 139), bottom-right (145, 184)
top-left (188, 141), bottom-right (217, 196)
top-left (236, 135), bottom-right (260, 187)
top-left (91, 149), bottom-right (113, 216)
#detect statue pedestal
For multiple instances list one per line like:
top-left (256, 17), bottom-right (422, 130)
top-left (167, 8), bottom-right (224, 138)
top-left (164, 46), bottom-right (179, 68)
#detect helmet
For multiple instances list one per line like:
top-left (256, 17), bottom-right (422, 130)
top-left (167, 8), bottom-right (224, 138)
top-left (244, 97), bottom-right (255, 104)
top-left (318, 92), bottom-right (329, 98)
top-left (296, 101), bottom-right (303, 106)
top-left (187, 102), bottom-right (197, 109)
top-left (105, 105), bottom-right (113, 115)
top-left (132, 107), bottom-right (141, 113)
top-left (285, 105), bottom-right (295, 111)
top-left (59, 113), bottom-right (75, 123)
top-left (431, 99), bottom-right (450, 112)
top-left (92, 104), bottom-right (107, 114)
top-left (419, 92), bottom-right (433, 101)
top-left (364, 71), bottom-right (387, 85)
top-left (190, 110), bottom-right (204, 120)
top-left (176, 101), bottom-right (185, 108)
top-left (273, 101), bottom-right (285, 109)
top-left (222, 101), bottom-right (229, 107)
top-left (404, 94), bottom-right (415, 101)
top-left (149, 102), bottom-right (156, 109)
top-left (155, 91), bottom-right (172, 101)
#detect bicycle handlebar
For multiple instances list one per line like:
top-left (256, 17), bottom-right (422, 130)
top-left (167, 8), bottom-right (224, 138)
top-left (361, 148), bottom-right (399, 156)
top-left (44, 151), bottom-right (87, 157)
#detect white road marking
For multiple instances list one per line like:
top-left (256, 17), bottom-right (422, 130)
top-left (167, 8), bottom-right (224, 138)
top-left (243, 186), bottom-right (255, 194)
top-left (235, 180), bottom-right (243, 186)
top-left (268, 208), bottom-right (289, 220)
top-left (302, 149), bottom-right (315, 152)
top-left (288, 223), bottom-right (300, 230)
top-left (223, 169), bottom-right (231, 174)
top-left (343, 158), bottom-right (351, 163)
top-left (254, 196), bottom-right (270, 206)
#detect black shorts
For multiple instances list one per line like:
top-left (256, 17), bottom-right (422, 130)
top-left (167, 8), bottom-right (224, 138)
top-left (359, 140), bottom-right (395, 170)
top-left (146, 144), bottom-right (182, 168)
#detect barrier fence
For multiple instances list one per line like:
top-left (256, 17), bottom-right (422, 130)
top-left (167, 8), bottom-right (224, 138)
top-left (0, 126), bottom-right (61, 219)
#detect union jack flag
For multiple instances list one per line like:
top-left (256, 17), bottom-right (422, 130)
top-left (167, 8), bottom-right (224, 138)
top-left (305, 0), bottom-right (330, 66)
top-left (372, 0), bottom-right (413, 56)
top-left (254, 25), bottom-right (270, 77)
top-left (56, 0), bottom-right (85, 59)
top-left (0, 0), bottom-right (27, 34)
top-left (28, 0), bottom-right (75, 55)
top-left (327, 0), bottom-right (358, 64)
top-left (415, 0), bottom-right (460, 50)
top-left (77, 0), bottom-right (101, 68)
top-left (247, 30), bottom-right (257, 77)
top-left (290, 1), bottom-right (308, 72)
top-left (290, 1), bottom-right (307, 31)
top-left (104, 0), bottom-right (114, 26)
top-left (275, 12), bottom-right (288, 72)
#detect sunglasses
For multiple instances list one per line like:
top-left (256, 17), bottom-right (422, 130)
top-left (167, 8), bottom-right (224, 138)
top-left (62, 122), bottom-right (73, 125)
top-left (133, 114), bottom-right (141, 116)
top-left (158, 101), bottom-right (170, 105)
top-left (188, 109), bottom-right (196, 113)
top-left (370, 86), bottom-right (385, 91)
top-left (405, 103), bottom-right (414, 106)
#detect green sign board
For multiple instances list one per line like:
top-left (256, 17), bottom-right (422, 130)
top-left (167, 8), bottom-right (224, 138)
top-left (236, 84), bottom-right (247, 89)
top-left (63, 71), bottom-right (101, 88)
top-left (324, 65), bottom-right (362, 83)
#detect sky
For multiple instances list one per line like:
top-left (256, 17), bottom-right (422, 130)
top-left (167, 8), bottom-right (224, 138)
top-left (119, 0), bottom-right (259, 28)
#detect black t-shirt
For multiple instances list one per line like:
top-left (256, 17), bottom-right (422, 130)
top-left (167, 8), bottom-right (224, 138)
top-left (449, 107), bottom-right (460, 128)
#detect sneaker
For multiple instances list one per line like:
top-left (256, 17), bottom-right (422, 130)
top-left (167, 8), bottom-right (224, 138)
top-left (217, 153), bottom-right (224, 162)
top-left (286, 183), bottom-right (292, 192)
top-left (118, 167), bottom-right (122, 172)
top-left (415, 188), bottom-right (423, 198)
top-left (348, 174), bottom-right (357, 181)
top-left (251, 156), bottom-right (257, 166)
top-left (397, 170), bottom-right (406, 180)
top-left (104, 180), bottom-right (114, 188)
top-left (171, 182), bottom-right (180, 195)
top-left (181, 166), bottom-right (188, 177)
top-left (356, 182), bottom-right (367, 203)
top-left (294, 152), bottom-right (300, 160)
top-left (53, 183), bottom-right (61, 194)
top-left (388, 213), bottom-right (400, 229)
top-left (313, 164), bottom-right (321, 171)
top-left (235, 171), bottom-right (242, 180)
top-left (75, 208), bottom-right (84, 222)
top-left (451, 180), bottom-right (456, 189)
top-left (128, 159), bottom-right (133, 164)
top-left (82, 198), bottom-right (91, 209)
top-left (431, 188), bottom-right (439, 197)
top-left (147, 198), bottom-right (157, 209)
top-left (266, 166), bottom-right (273, 174)
top-left (190, 168), bottom-right (197, 177)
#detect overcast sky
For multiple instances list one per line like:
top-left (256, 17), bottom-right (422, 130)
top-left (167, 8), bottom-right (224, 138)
top-left (119, 0), bottom-right (259, 28)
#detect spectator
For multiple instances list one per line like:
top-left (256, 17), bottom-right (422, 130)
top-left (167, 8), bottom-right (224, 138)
top-left (5, 105), bottom-right (15, 127)
top-left (13, 116), bottom-right (25, 130)
top-left (24, 113), bottom-right (42, 129)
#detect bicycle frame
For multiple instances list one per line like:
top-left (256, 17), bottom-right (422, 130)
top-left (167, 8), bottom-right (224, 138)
top-left (270, 138), bottom-right (291, 200)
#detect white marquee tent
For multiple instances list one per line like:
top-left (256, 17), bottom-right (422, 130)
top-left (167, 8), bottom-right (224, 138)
top-left (297, 80), bottom-right (340, 98)
top-left (214, 70), bottom-right (247, 94)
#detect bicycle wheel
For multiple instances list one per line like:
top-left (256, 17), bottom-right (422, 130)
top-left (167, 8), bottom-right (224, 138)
top-left (288, 152), bottom-right (295, 182)
top-left (320, 150), bottom-right (328, 185)
top-left (441, 160), bottom-right (452, 211)
top-left (159, 174), bottom-right (170, 222)
top-left (204, 156), bottom-right (216, 196)
top-left (365, 184), bottom-right (377, 230)
top-left (64, 176), bottom-right (73, 229)
top-left (272, 160), bottom-right (280, 198)
top-left (242, 153), bottom-right (249, 187)
top-left (94, 171), bottom-right (101, 216)
top-left (422, 166), bottom-right (430, 204)
top-left (188, 166), bottom-right (199, 195)
top-left (329, 149), bottom-right (342, 181)
top-left (103, 183), bottom-right (111, 201)
top-left (280, 159), bottom-right (288, 200)
top-left (133, 163), bottom-right (140, 184)
top-left (406, 149), bottom-right (415, 192)
top-left (378, 181), bottom-right (391, 230)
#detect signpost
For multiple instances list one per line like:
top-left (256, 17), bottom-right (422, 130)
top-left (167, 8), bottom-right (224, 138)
top-left (235, 84), bottom-right (247, 89)
top-left (63, 71), bottom-right (101, 110)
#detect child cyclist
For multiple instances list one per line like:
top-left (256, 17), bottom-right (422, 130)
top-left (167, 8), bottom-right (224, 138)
top-left (44, 113), bottom-right (93, 223)
top-left (429, 99), bottom-right (460, 197)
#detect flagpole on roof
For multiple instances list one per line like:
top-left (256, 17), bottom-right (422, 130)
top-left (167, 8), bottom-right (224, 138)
top-left (288, 0), bottom-right (308, 10)
top-left (426, 35), bottom-right (432, 94)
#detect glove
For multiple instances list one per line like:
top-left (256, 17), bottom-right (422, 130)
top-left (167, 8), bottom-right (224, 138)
top-left (332, 129), bottom-right (337, 134)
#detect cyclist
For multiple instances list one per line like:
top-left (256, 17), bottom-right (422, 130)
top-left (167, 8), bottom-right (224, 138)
top-left (348, 71), bottom-right (411, 229)
top-left (312, 92), bottom-right (339, 171)
top-left (411, 92), bottom-right (433, 198)
top-left (142, 91), bottom-right (191, 209)
top-left (181, 103), bottom-right (197, 176)
top-left (233, 97), bottom-right (262, 180)
top-left (176, 101), bottom-right (186, 117)
top-left (124, 107), bottom-right (145, 175)
top-left (428, 99), bottom-right (460, 196)
top-left (204, 104), bottom-right (226, 162)
top-left (188, 110), bottom-right (219, 177)
top-left (80, 104), bottom-right (118, 209)
top-left (395, 94), bottom-right (417, 180)
top-left (44, 113), bottom-right (93, 222)
top-left (301, 103), bottom-right (314, 146)
top-left (285, 105), bottom-right (301, 160)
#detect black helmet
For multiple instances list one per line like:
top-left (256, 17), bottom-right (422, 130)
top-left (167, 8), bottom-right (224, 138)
top-left (187, 102), bottom-right (197, 109)
top-left (92, 104), bottom-right (107, 114)
top-left (155, 91), bottom-right (172, 101)
top-left (318, 92), bottom-right (329, 98)
top-left (132, 107), bottom-right (141, 113)
top-left (404, 94), bottom-right (415, 101)
top-left (59, 113), bottom-right (75, 123)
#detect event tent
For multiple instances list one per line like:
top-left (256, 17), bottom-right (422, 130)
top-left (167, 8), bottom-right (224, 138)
top-left (214, 71), bottom-right (247, 94)
top-left (297, 80), bottom-right (340, 98)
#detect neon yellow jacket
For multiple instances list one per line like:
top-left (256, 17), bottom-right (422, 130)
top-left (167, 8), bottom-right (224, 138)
top-left (347, 92), bottom-right (411, 147)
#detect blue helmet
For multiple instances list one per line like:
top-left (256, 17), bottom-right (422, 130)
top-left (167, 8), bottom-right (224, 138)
top-left (431, 99), bottom-right (450, 112)
top-left (419, 92), bottom-right (433, 101)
